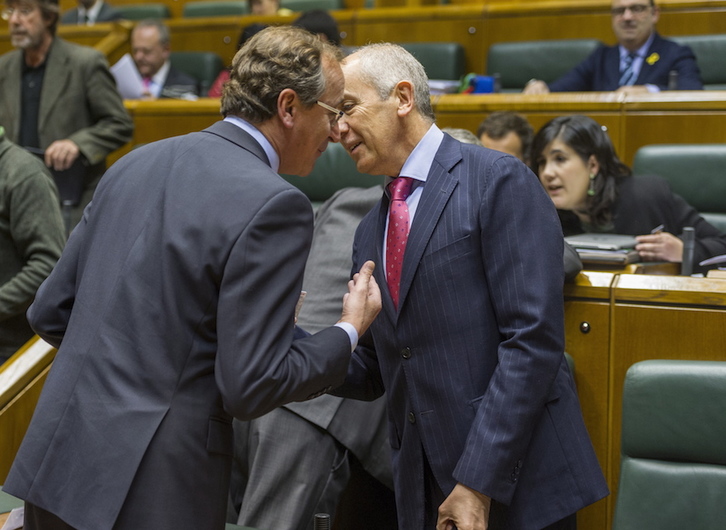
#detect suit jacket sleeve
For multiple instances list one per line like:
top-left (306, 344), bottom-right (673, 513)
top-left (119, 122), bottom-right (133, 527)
top-left (454, 155), bottom-right (566, 504)
top-left (66, 48), bottom-right (134, 165)
top-left (214, 188), bottom-right (352, 420)
top-left (661, 43), bottom-right (703, 90)
top-left (26, 210), bottom-right (87, 347)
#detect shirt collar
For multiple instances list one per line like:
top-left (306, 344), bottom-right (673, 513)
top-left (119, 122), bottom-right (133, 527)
top-left (79, 1), bottom-right (103, 24)
top-left (223, 115), bottom-right (280, 172)
top-left (619, 31), bottom-right (656, 60)
top-left (150, 61), bottom-right (171, 90)
top-left (388, 124), bottom-right (443, 187)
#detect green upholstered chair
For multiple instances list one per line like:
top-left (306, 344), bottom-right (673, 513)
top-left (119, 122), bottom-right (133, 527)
top-left (399, 42), bottom-right (466, 81)
top-left (631, 144), bottom-right (726, 233)
top-left (182, 1), bottom-right (249, 18)
top-left (281, 142), bottom-right (385, 209)
top-left (486, 38), bottom-right (602, 92)
top-left (672, 34), bottom-right (726, 90)
top-left (281, 0), bottom-right (344, 11)
top-left (116, 3), bottom-right (171, 20)
top-left (169, 52), bottom-right (225, 97)
top-left (612, 360), bottom-right (726, 530)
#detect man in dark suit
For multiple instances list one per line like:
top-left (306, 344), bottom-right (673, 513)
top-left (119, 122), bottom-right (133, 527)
top-left (60, 0), bottom-right (122, 25)
top-left (333, 43), bottom-right (609, 530)
top-left (0, 0), bottom-right (133, 229)
top-left (130, 19), bottom-right (199, 99)
top-left (523, 0), bottom-right (702, 94)
top-left (3, 26), bottom-right (381, 530)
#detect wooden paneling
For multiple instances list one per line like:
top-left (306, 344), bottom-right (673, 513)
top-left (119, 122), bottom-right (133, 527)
top-left (563, 271), bottom-right (614, 530)
top-left (353, 5), bottom-right (487, 74)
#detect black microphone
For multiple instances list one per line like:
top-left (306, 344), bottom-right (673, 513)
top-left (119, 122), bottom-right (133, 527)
top-left (681, 227), bottom-right (695, 276)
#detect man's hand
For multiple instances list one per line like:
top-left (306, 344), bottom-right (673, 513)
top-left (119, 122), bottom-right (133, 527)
top-left (339, 260), bottom-right (381, 337)
top-left (437, 483), bottom-right (491, 530)
top-left (522, 79), bottom-right (550, 95)
top-left (45, 139), bottom-right (81, 171)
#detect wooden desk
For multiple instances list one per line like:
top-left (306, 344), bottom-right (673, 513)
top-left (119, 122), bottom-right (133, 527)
top-left (433, 91), bottom-right (726, 165)
top-left (0, 338), bottom-right (56, 484)
top-left (562, 270), bottom-right (726, 529)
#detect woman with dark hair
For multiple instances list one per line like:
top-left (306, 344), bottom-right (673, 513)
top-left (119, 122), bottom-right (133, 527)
top-left (530, 114), bottom-right (726, 272)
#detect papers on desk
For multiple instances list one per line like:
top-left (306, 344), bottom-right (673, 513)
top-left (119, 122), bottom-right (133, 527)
top-left (565, 233), bottom-right (641, 265)
top-left (110, 53), bottom-right (144, 100)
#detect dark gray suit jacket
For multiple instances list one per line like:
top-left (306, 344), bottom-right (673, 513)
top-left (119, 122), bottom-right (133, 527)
top-left (0, 37), bottom-right (133, 226)
top-left (336, 135), bottom-right (609, 529)
top-left (286, 185), bottom-right (391, 486)
top-left (4, 121), bottom-right (353, 529)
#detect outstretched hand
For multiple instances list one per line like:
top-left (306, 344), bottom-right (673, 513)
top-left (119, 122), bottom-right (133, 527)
top-left (339, 260), bottom-right (381, 337)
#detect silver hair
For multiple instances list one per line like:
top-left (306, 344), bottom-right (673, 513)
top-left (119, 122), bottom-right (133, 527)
top-left (349, 43), bottom-right (435, 123)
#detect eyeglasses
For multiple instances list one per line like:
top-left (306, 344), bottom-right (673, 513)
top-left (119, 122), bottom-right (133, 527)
top-left (1, 5), bottom-right (36, 20)
top-left (316, 100), bottom-right (344, 124)
top-left (611, 4), bottom-right (651, 16)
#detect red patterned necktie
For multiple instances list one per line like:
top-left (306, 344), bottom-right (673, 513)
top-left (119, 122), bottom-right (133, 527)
top-left (386, 177), bottom-right (414, 309)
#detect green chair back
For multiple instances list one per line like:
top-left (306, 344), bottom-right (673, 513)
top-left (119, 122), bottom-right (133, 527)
top-left (632, 144), bottom-right (726, 233)
top-left (486, 38), bottom-right (602, 92)
top-left (613, 360), bottom-right (726, 530)
top-left (281, 0), bottom-right (344, 11)
top-left (169, 52), bottom-right (225, 96)
top-left (399, 42), bottom-right (466, 81)
top-left (671, 34), bottom-right (726, 90)
top-left (117, 3), bottom-right (171, 20)
top-left (281, 142), bottom-right (384, 209)
top-left (182, 1), bottom-right (249, 18)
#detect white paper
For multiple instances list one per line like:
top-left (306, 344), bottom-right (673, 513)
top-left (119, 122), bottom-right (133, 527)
top-left (0, 507), bottom-right (23, 530)
top-left (110, 53), bottom-right (144, 100)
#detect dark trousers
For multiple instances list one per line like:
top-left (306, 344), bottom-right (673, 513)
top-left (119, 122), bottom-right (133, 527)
top-left (24, 502), bottom-right (77, 530)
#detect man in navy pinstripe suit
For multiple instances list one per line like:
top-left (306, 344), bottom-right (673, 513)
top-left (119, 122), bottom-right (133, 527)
top-left (332, 43), bottom-right (608, 530)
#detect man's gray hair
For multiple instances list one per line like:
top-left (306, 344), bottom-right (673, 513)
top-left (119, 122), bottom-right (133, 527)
top-left (133, 19), bottom-right (171, 47)
top-left (349, 43), bottom-right (435, 123)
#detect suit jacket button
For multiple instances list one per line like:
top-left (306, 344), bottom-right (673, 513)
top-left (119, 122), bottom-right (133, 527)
top-left (408, 411), bottom-right (416, 424)
top-left (401, 347), bottom-right (411, 359)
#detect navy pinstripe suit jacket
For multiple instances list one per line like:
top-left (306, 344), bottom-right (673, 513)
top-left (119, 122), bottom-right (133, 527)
top-left (336, 134), bottom-right (608, 529)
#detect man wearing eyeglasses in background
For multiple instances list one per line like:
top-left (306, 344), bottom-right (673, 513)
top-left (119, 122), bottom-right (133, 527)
top-left (523, 0), bottom-right (703, 94)
top-left (0, 0), bottom-right (133, 231)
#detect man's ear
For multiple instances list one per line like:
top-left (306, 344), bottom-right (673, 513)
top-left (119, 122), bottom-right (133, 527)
top-left (394, 81), bottom-right (415, 118)
top-left (277, 88), bottom-right (297, 128)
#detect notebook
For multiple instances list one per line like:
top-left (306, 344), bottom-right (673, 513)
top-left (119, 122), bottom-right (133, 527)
top-left (564, 233), bottom-right (638, 251)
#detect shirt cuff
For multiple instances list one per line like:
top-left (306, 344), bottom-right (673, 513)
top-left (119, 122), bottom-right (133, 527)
top-left (646, 83), bottom-right (660, 93)
top-left (334, 322), bottom-right (359, 352)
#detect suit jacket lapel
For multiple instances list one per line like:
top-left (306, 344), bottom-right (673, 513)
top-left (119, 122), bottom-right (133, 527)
top-left (39, 39), bottom-right (70, 134)
top-left (397, 137), bottom-right (460, 313)
top-left (0, 51), bottom-right (23, 142)
top-left (636, 32), bottom-right (662, 85)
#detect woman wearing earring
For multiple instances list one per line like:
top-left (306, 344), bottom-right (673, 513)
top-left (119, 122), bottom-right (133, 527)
top-left (530, 114), bottom-right (726, 272)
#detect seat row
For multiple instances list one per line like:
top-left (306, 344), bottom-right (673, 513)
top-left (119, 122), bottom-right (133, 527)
top-left (111, 0), bottom-right (342, 20)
